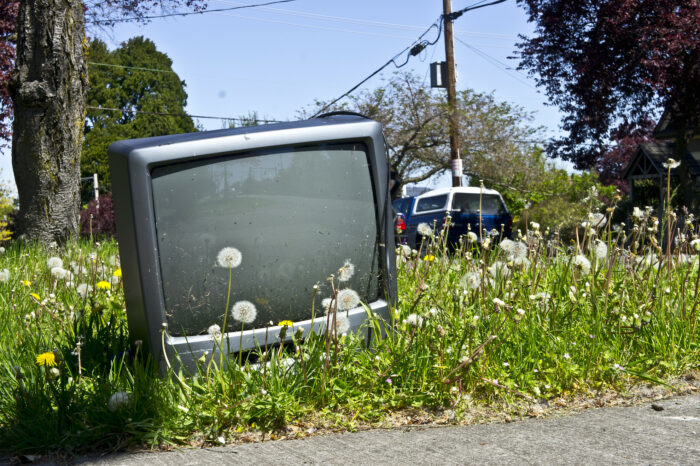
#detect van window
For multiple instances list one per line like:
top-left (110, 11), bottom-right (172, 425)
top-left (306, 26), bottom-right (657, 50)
top-left (415, 194), bottom-right (448, 213)
top-left (451, 193), bottom-right (507, 215)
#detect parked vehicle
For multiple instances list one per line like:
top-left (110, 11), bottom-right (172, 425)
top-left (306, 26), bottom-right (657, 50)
top-left (395, 187), bottom-right (512, 248)
top-left (392, 196), bottom-right (415, 245)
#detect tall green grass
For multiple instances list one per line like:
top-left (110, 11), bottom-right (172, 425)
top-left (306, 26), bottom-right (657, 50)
top-left (0, 208), bottom-right (698, 455)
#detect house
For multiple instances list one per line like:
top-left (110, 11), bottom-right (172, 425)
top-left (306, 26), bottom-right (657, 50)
top-left (622, 111), bottom-right (700, 213)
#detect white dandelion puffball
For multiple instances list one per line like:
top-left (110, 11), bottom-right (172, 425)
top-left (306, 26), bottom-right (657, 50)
top-left (108, 391), bottom-right (132, 412)
top-left (417, 222), bottom-right (433, 237)
top-left (499, 238), bottom-right (515, 255)
top-left (338, 259), bottom-right (355, 282)
top-left (573, 255), bottom-right (591, 274)
top-left (217, 247), bottom-right (242, 268)
top-left (662, 158), bottom-right (680, 169)
top-left (460, 271), bottom-right (482, 290)
top-left (207, 324), bottom-right (222, 340)
top-left (404, 313), bottom-right (423, 327)
top-left (322, 297), bottom-right (333, 313)
top-left (337, 288), bottom-right (361, 311)
top-left (0, 269), bottom-right (9, 283)
top-left (594, 240), bottom-right (608, 260)
top-left (0, 246), bottom-right (5, 253)
top-left (51, 267), bottom-right (69, 279)
top-left (399, 244), bottom-right (412, 258)
top-left (76, 283), bottom-right (93, 298)
top-left (511, 241), bottom-right (528, 259)
top-left (231, 300), bottom-right (257, 324)
top-left (332, 315), bottom-right (351, 335)
top-left (466, 231), bottom-right (478, 242)
top-left (47, 256), bottom-right (63, 269)
top-left (583, 212), bottom-right (607, 229)
top-left (690, 239), bottom-right (700, 252)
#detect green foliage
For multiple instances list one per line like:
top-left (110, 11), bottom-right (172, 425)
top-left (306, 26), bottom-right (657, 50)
top-left (0, 214), bottom-right (698, 453)
top-left (303, 72), bottom-right (543, 192)
top-left (82, 37), bottom-right (196, 197)
top-left (0, 174), bottom-right (14, 242)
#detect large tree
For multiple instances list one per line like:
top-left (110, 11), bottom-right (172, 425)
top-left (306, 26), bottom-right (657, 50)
top-left (303, 72), bottom-right (543, 197)
top-left (3, 0), bottom-right (205, 243)
top-left (516, 0), bottom-right (700, 211)
top-left (82, 37), bottom-right (196, 197)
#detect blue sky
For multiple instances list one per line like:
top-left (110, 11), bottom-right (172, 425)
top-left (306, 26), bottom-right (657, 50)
top-left (1, 0), bottom-right (568, 193)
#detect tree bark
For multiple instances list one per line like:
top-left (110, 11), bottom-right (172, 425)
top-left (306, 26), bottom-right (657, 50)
top-left (9, 0), bottom-right (87, 243)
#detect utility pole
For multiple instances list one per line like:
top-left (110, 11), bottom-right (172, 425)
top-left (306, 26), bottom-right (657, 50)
top-left (442, 0), bottom-right (462, 187)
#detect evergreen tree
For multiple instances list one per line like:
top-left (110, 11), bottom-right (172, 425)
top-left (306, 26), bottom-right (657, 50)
top-left (82, 37), bottom-right (196, 197)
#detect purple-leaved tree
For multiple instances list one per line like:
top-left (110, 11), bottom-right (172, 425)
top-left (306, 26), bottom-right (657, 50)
top-left (516, 0), bottom-right (700, 211)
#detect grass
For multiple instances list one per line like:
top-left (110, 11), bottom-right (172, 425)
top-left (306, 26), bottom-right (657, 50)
top-left (0, 208), bottom-right (698, 456)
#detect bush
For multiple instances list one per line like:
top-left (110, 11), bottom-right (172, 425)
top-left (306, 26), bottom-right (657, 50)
top-left (80, 194), bottom-right (116, 238)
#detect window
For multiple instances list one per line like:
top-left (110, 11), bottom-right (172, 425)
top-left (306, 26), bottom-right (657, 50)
top-left (415, 195), bottom-right (448, 213)
top-left (451, 193), bottom-right (507, 215)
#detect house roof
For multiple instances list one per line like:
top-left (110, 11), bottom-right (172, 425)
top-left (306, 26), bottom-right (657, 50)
top-left (622, 142), bottom-right (700, 180)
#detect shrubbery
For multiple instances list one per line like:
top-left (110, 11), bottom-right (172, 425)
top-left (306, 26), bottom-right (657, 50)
top-left (80, 194), bottom-right (116, 238)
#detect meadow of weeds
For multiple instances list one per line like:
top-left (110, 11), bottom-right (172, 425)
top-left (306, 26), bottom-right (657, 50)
top-left (0, 206), bottom-right (698, 455)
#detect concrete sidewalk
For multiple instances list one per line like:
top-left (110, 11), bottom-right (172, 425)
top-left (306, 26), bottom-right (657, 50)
top-left (72, 392), bottom-right (700, 465)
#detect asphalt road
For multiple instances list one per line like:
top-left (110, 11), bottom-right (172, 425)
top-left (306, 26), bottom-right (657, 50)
top-left (69, 392), bottom-right (700, 465)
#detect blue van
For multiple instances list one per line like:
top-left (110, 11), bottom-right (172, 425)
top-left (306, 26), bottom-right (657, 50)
top-left (397, 187), bottom-right (512, 248)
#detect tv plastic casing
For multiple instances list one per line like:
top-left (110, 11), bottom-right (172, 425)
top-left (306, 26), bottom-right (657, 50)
top-left (108, 115), bottom-right (397, 373)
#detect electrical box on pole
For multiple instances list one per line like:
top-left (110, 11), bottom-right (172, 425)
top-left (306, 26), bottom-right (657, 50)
top-left (430, 62), bottom-right (447, 88)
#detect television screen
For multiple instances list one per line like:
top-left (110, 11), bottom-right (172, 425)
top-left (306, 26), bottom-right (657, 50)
top-left (109, 115), bottom-right (396, 372)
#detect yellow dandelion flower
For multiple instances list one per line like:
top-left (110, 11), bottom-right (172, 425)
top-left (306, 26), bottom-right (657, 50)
top-left (113, 268), bottom-right (122, 278)
top-left (278, 320), bottom-right (293, 327)
top-left (423, 254), bottom-right (435, 262)
top-left (96, 280), bottom-right (111, 290)
top-left (31, 293), bottom-right (41, 301)
top-left (22, 280), bottom-right (31, 287)
top-left (36, 352), bottom-right (56, 367)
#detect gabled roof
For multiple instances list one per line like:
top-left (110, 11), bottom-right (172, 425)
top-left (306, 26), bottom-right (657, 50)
top-left (622, 142), bottom-right (700, 180)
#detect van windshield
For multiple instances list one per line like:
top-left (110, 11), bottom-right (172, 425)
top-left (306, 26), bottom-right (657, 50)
top-left (451, 193), bottom-right (507, 215)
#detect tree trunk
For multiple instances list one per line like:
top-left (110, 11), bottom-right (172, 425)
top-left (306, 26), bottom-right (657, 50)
top-left (9, 0), bottom-right (87, 243)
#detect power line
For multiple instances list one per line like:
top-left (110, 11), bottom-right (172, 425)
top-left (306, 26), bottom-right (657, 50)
top-left (87, 0), bottom-right (296, 25)
top-left (211, 0), bottom-right (516, 39)
top-left (311, 17), bottom-right (444, 117)
top-left (86, 106), bottom-right (281, 124)
top-left (455, 37), bottom-right (537, 90)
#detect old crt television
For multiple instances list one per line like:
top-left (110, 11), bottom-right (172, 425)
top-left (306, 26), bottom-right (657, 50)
top-left (109, 115), bottom-right (397, 372)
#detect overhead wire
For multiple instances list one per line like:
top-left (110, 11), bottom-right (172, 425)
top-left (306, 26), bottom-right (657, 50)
top-left (87, 0), bottom-right (296, 25)
top-left (455, 37), bottom-right (537, 90)
top-left (86, 106), bottom-right (281, 124)
top-left (311, 17), bottom-right (445, 117)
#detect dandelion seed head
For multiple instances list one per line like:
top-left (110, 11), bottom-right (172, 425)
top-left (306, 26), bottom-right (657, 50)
top-left (417, 222), bottom-right (433, 237)
top-left (466, 231), bottom-right (478, 242)
top-left (207, 324), bottom-right (222, 340)
top-left (460, 271), bottom-right (481, 290)
top-left (662, 158), bottom-right (680, 169)
top-left (511, 241), bottom-right (528, 259)
top-left (338, 259), bottom-right (355, 282)
top-left (231, 300), bottom-right (257, 324)
top-left (404, 313), bottom-right (423, 327)
top-left (594, 240), bottom-right (608, 260)
top-left (108, 391), bottom-right (132, 412)
top-left (76, 283), bottom-right (92, 298)
top-left (47, 257), bottom-right (63, 269)
top-left (321, 297), bottom-right (333, 313)
top-left (217, 247), bottom-right (242, 268)
top-left (337, 288), bottom-right (361, 311)
top-left (573, 255), bottom-right (591, 274)
top-left (492, 298), bottom-right (506, 307)
top-left (0, 269), bottom-right (9, 283)
top-left (333, 315), bottom-right (351, 335)
top-left (50, 267), bottom-right (69, 279)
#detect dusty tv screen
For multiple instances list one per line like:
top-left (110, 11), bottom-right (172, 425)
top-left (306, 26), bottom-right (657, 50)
top-left (109, 115), bottom-right (396, 372)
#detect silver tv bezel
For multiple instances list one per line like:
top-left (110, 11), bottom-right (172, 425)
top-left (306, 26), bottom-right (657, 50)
top-left (108, 116), bottom-right (397, 373)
